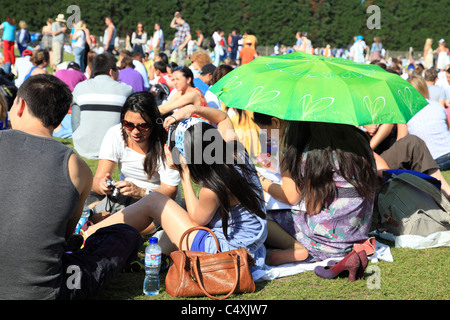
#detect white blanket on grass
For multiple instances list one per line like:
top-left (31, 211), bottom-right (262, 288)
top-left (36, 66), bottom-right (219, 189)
top-left (253, 240), bottom-right (393, 282)
top-left (370, 230), bottom-right (450, 250)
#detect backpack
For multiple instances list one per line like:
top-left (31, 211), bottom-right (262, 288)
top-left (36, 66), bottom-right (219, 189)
top-left (376, 170), bottom-right (450, 237)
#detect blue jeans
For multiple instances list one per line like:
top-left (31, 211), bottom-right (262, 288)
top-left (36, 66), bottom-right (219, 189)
top-left (213, 46), bottom-right (223, 67)
top-left (435, 152), bottom-right (450, 172)
top-left (74, 47), bottom-right (86, 72)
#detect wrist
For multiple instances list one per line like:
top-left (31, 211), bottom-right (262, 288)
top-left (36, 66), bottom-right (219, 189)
top-left (142, 187), bottom-right (152, 197)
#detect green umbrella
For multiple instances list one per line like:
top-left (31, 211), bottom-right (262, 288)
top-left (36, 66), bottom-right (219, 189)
top-left (209, 52), bottom-right (428, 125)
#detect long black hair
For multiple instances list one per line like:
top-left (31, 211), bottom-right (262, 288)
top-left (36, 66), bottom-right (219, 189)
top-left (120, 91), bottom-right (167, 179)
top-left (169, 121), bottom-right (265, 238)
top-left (253, 113), bottom-right (377, 215)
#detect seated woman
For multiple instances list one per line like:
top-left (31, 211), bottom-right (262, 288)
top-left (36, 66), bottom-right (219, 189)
top-left (252, 113), bottom-right (378, 270)
top-left (24, 49), bottom-right (49, 80)
top-left (86, 105), bottom-right (268, 271)
top-left (157, 67), bottom-right (209, 122)
top-left (90, 92), bottom-right (180, 219)
top-left (407, 75), bottom-right (450, 171)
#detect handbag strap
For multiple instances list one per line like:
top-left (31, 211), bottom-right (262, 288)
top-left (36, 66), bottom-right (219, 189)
top-left (394, 173), bottom-right (450, 213)
top-left (192, 254), bottom-right (240, 300)
top-left (178, 226), bottom-right (221, 253)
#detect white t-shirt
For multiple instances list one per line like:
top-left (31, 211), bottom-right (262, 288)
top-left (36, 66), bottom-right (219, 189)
top-left (407, 99), bottom-right (450, 159)
top-left (436, 77), bottom-right (450, 103)
top-left (73, 30), bottom-right (86, 48)
top-left (152, 29), bottom-right (163, 48)
top-left (99, 124), bottom-right (180, 190)
top-left (212, 32), bottom-right (222, 48)
top-left (14, 56), bottom-right (33, 87)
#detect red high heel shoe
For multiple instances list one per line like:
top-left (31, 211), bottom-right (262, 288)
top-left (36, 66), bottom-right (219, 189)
top-left (355, 250), bottom-right (368, 280)
top-left (314, 250), bottom-right (362, 282)
top-left (353, 237), bottom-right (375, 279)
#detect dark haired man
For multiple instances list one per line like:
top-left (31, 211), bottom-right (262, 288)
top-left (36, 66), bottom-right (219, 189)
top-left (0, 74), bottom-right (142, 299)
top-left (72, 52), bottom-right (134, 159)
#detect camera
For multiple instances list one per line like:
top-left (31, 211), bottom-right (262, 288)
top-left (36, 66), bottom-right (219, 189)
top-left (106, 179), bottom-right (120, 199)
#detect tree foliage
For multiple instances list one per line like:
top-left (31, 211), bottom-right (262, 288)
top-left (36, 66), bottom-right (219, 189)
top-left (1, 0), bottom-right (448, 51)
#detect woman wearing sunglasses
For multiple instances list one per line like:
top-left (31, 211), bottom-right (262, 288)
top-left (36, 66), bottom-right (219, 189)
top-left (85, 105), bottom-right (268, 272)
top-left (90, 91), bottom-right (180, 219)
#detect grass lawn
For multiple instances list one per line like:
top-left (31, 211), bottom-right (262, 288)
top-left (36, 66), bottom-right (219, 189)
top-left (57, 138), bottom-right (450, 301)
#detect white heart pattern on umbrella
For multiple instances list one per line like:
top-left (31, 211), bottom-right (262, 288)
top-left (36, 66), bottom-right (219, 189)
top-left (245, 86), bottom-right (281, 109)
top-left (299, 94), bottom-right (335, 120)
top-left (363, 96), bottom-right (386, 122)
top-left (397, 87), bottom-right (414, 114)
top-left (221, 75), bottom-right (242, 93)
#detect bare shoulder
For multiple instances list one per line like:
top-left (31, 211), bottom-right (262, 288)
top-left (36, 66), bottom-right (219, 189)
top-left (68, 152), bottom-right (93, 195)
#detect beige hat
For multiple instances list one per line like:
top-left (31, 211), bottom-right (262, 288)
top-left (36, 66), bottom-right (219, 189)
top-left (56, 14), bottom-right (66, 23)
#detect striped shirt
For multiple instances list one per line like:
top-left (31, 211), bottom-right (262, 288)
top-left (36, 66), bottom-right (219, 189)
top-left (72, 75), bottom-right (134, 159)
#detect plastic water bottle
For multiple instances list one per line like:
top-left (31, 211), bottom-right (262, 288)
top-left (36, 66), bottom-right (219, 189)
top-left (75, 206), bottom-right (91, 234)
top-left (143, 237), bottom-right (162, 296)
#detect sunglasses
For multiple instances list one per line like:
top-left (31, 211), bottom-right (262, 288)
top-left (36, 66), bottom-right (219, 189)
top-left (122, 120), bottom-right (152, 132)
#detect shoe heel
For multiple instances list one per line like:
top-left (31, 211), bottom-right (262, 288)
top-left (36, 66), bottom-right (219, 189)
top-left (356, 251), bottom-right (368, 280)
top-left (347, 264), bottom-right (359, 282)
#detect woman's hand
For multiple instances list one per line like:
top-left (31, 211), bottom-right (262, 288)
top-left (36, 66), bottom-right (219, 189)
top-left (115, 180), bottom-right (145, 199)
top-left (163, 105), bottom-right (197, 127)
top-left (257, 153), bottom-right (277, 172)
top-left (98, 173), bottom-right (114, 195)
top-left (164, 144), bottom-right (190, 174)
top-left (164, 144), bottom-right (177, 170)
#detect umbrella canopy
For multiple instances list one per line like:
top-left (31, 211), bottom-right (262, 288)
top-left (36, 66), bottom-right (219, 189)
top-left (209, 52), bottom-right (428, 125)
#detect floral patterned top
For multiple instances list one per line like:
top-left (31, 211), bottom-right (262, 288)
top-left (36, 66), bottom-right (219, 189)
top-left (268, 150), bottom-right (375, 261)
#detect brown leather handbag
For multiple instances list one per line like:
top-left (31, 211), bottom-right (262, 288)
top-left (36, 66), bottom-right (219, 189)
top-left (165, 226), bottom-right (256, 300)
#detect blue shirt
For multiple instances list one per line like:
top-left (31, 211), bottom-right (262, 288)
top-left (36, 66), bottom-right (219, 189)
top-left (0, 113), bottom-right (8, 130)
top-left (193, 77), bottom-right (210, 96)
top-left (1, 21), bottom-right (16, 41)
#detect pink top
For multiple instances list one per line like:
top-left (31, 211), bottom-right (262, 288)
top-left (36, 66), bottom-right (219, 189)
top-left (54, 68), bottom-right (87, 92)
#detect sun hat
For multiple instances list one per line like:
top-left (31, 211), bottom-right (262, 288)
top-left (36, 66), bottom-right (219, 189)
top-left (56, 14), bottom-right (66, 23)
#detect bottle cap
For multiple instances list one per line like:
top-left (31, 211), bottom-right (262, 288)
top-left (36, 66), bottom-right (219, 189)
top-left (149, 237), bottom-right (158, 244)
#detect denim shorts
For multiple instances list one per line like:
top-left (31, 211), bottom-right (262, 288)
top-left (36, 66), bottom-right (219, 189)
top-left (190, 229), bottom-right (209, 252)
top-left (434, 152), bottom-right (450, 172)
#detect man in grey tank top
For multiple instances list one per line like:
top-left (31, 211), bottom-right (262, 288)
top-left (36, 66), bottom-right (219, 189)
top-left (0, 74), bottom-right (142, 299)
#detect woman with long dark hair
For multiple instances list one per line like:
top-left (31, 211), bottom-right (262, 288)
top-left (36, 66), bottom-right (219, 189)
top-left (86, 106), bottom-right (268, 270)
top-left (90, 91), bottom-right (180, 217)
top-left (252, 113), bottom-right (378, 273)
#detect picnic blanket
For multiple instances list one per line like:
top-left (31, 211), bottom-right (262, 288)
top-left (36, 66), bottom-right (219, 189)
top-left (370, 230), bottom-right (450, 250)
top-left (252, 239), bottom-right (393, 282)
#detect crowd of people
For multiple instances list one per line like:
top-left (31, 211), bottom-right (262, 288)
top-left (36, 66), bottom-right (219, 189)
top-left (0, 11), bottom-right (450, 300)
